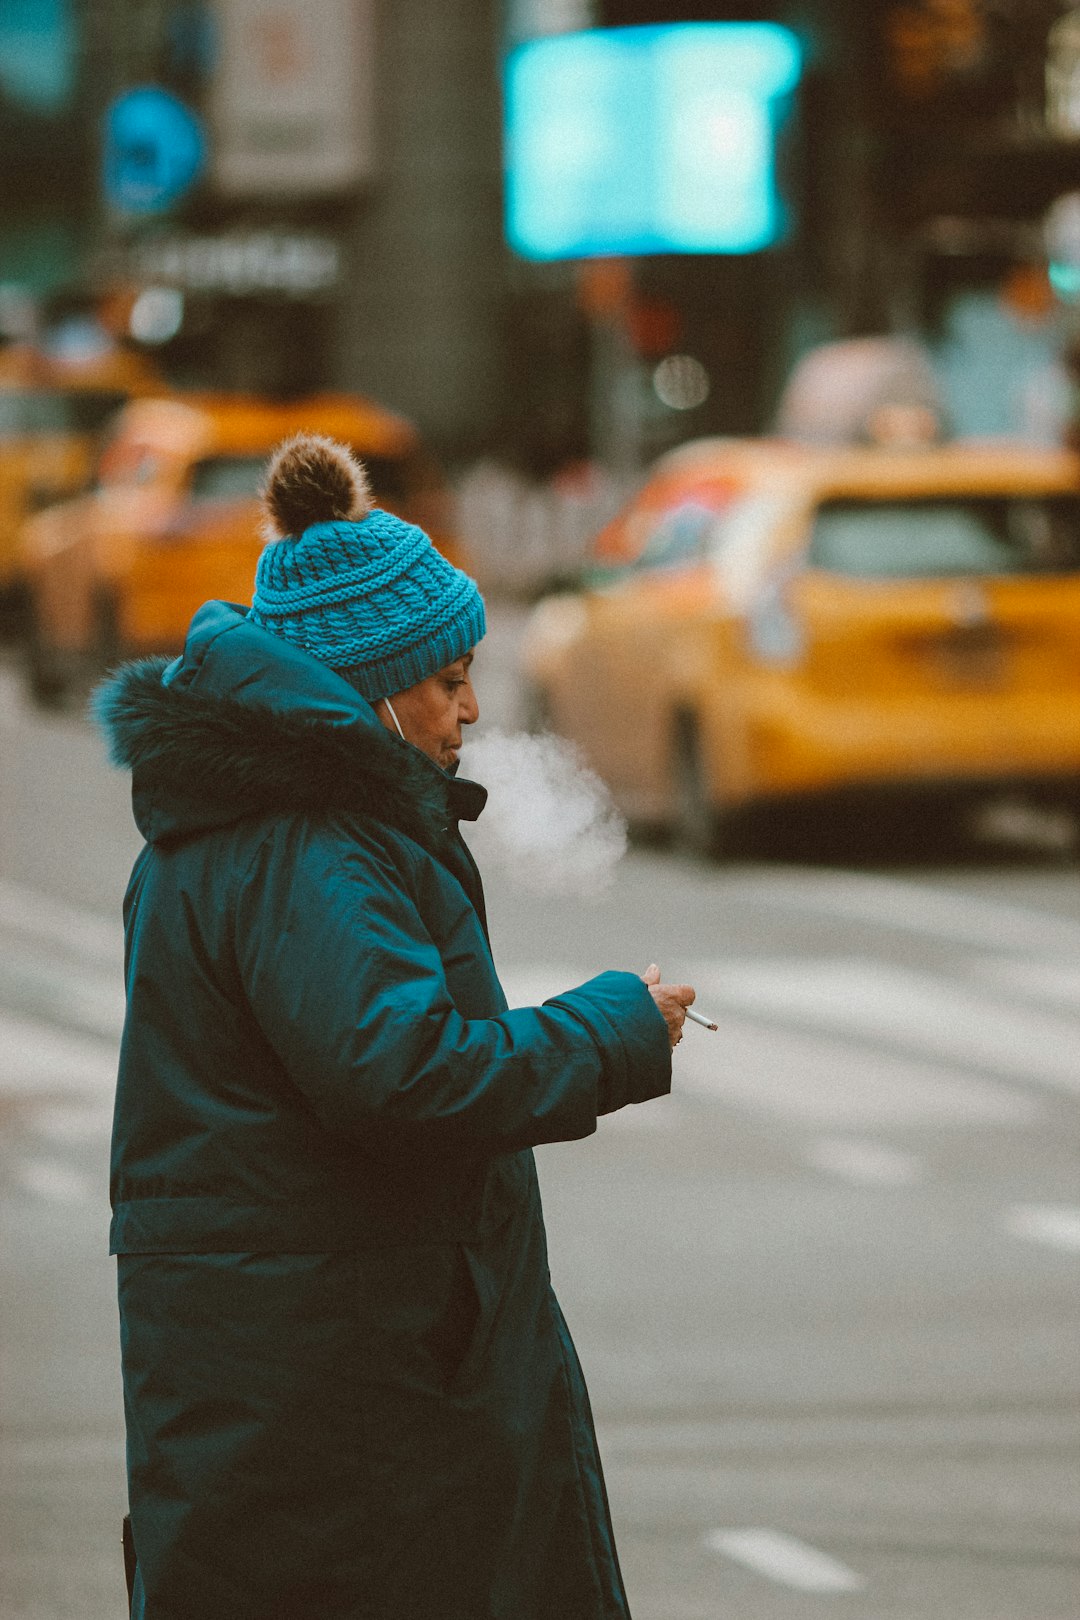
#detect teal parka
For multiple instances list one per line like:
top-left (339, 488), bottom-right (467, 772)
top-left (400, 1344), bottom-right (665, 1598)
top-left (96, 601), bottom-right (671, 1620)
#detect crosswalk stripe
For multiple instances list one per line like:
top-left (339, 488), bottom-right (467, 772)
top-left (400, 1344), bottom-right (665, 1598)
top-left (970, 956), bottom-right (1080, 1013)
top-left (705, 1528), bottom-right (866, 1592)
top-left (495, 960), bottom-right (1046, 1127)
top-left (676, 1010), bottom-right (1033, 1126)
top-left (0, 877), bottom-right (122, 964)
top-left (0, 931), bottom-right (124, 1040)
top-left (28, 1100), bottom-right (114, 1143)
top-left (1004, 1205), bottom-right (1080, 1253)
top-left (741, 869), bottom-right (1080, 958)
top-left (16, 1158), bottom-right (93, 1205)
top-left (0, 1011), bottom-right (117, 1097)
top-left (0, 948), bottom-right (1068, 1129)
top-left (689, 957), bottom-right (1080, 1097)
top-left (499, 965), bottom-right (594, 1010)
top-left (805, 1137), bottom-right (923, 1185)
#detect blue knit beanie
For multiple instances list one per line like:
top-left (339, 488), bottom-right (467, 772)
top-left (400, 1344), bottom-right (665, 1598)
top-left (249, 433), bottom-right (485, 701)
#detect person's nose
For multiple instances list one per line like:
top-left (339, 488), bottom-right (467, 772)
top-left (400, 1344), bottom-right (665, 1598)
top-left (460, 681), bottom-right (479, 726)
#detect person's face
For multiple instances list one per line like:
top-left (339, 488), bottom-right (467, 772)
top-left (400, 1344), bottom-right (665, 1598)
top-left (378, 651), bottom-right (479, 770)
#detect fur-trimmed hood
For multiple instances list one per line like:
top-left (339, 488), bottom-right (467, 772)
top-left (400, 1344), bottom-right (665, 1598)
top-left (93, 600), bottom-right (486, 848)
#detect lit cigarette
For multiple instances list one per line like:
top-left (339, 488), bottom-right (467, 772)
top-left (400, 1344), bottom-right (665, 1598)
top-left (684, 1005), bottom-right (718, 1032)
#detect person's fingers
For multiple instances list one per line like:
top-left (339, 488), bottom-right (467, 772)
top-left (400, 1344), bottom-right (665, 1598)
top-left (674, 983), bottom-right (696, 1006)
top-left (641, 963), bottom-right (661, 985)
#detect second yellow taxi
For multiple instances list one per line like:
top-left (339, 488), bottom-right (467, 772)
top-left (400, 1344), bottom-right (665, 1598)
top-left (19, 391), bottom-right (456, 703)
top-left (522, 437), bottom-right (1080, 853)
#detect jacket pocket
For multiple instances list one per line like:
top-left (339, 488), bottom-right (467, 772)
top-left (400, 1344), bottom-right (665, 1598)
top-left (422, 1245), bottom-right (487, 1396)
top-left (354, 1241), bottom-right (492, 1400)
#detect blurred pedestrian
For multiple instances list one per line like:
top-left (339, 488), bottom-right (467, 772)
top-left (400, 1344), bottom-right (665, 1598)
top-left (95, 434), bottom-right (694, 1620)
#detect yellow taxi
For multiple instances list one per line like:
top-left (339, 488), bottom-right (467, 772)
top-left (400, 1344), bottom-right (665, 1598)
top-left (19, 391), bottom-right (457, 703)
top-left (0, 344), bottom-right (167, 632)
top-left (0, 384), bottom-right (141, 630)
top-left (521, 437), bottom-right (1080, 853)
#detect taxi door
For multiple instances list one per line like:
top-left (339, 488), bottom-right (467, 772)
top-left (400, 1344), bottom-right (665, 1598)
top-left (564, 499), bottom-right (722, 818)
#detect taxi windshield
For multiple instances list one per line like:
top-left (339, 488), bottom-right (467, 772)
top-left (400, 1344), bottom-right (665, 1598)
top-left (0, 389), bottom-right (125, 440)
top-left (810, 496), bottom-right (1080, 578)
top-left (190, 455), bottom-right (267, 501)
top-left (188, 449), bottom-right (414, 506)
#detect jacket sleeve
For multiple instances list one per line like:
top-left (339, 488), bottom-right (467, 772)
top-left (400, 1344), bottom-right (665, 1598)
top-left (233, 825), bottom-right (671, 1152)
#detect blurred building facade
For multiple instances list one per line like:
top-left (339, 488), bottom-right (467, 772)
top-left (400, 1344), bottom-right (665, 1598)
top-left (3, 1), bottom-right (1080, 466)
top-left (3, 0), bottom-right (508, 460)
top-left (492, 0), bottom-right (1080, 469)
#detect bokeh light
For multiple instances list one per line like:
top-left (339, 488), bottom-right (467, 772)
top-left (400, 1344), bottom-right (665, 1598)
top-left (653, 354), bottom-right (710, 410)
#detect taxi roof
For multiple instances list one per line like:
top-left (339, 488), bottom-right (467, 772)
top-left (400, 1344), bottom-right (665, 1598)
top-left (113, 391), bottom-right (417, 459)
top-left (657, 436), bottom-right (1080, 500)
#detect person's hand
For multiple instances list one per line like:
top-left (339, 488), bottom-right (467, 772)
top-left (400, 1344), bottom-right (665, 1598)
top-left (640, 963), bottom-right (696, 1049)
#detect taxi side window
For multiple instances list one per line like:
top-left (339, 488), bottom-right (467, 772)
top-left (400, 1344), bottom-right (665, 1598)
top-left (709, 488), bottom-right (800, 611)
top-left (96, 440), bottom-right (162, 489)
top-left (809, 497), bottom-right (1080, 578)
top-left (189, 455), bottom-right (267, 501)
top-left (1004, 497), bottom-right (1080, 571)
top-left (635, 501), bottom-right (716, 571)
top-left (361, 450), bottom-right (411, 507)
top-left (0, 391), bottom-right (68, 438)
top-left (0, 394), bottom-right (29, 438)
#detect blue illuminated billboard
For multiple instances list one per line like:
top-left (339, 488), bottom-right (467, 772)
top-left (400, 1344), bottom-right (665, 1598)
top-left (504, 24), bottom-right (801, 260)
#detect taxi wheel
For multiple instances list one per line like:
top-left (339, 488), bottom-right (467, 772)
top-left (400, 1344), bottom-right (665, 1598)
top-left (24, 601), bottom-right (68, 710)
top-left (673, 715), bottom-right (726, 859)
top-left (0, 578), bottom-right (29, 645)
top-left (88, 590), bottom-right (121, 682)
top-left (522, 682), bottom-right (553, 734)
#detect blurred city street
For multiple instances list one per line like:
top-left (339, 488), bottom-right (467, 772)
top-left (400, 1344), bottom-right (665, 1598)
top-left (1, 623), bottom-right (1078, 1620)
top-left (5, 4), bottom-right (1080, 1614)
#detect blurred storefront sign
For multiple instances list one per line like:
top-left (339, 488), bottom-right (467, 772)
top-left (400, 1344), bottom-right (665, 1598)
top-left (209, 0), bottom-right (375, 196)
top-left (883, 0), bottom-right (987, 100)
top-left (504, 23), bottom-right (802, 259)
top-left (1046, 7), bottom-right (1080, 136)
top-left (776, 337), bottom-right (945, 447)
top-left (0, 0), bottom-right (76, 114)
top-left (103, 87), bottom-right (208, 216)
top-left (1045, 192), bottom-right (1080, 302)
top-left (505, 0), bottom-right (596, 45)
top-left (120, 231), bottom-right (340, 298)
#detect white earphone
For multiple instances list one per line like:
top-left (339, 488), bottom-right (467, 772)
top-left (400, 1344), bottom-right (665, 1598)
top-left (381, 697), bottom-right (406, 740)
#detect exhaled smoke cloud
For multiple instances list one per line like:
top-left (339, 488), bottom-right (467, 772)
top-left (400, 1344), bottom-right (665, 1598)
top-left (459, 730), bottom-right (627, 896)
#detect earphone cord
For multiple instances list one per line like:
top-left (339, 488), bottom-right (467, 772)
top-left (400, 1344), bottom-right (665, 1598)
top-left (381, 697), bottom-right (406, 741)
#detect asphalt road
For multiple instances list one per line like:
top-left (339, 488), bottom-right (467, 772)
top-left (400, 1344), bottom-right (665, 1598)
top-left (1, 648), bottom-right (1078, 1620)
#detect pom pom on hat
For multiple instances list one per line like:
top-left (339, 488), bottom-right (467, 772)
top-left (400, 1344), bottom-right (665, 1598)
top-left (250, 432), bottom-right (486, 702)
top-left (261, 433), bottom-right (372, 542)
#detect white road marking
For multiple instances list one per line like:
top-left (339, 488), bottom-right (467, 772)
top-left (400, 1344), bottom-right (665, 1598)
top-left (805, 1136), bottom-right (923, 1186)
top-left (0, 667), bottom-right (20, 728)
top-left (744, 869), bottom-right (1080, 958)
top-left (498, 965), bottom-right (595, 1010)
top-left (602, 1099), bottom-right (679, 1130)
top-left (690, 958), bottom-right (1080, 1097)
top-left (971, 956), bottom-right (1080, 1013)
top-left (1004, 1204), bottom-right (1080, 1253)
top-left (16, 1158), bottom-right (93, 1205)
top-left (0, 877), bottom-right (122, 964)
top-left (705, 1528), bottom-right (866, 1593)
top-left (969, 796), bottom-right (1076, 853)
top-left (501, 962), bottom-right (1037, 1129)
top-left (29, 1101), bottom-right (113, 1143)
top-left (677, 1011), bottom-right (1034, 1127)
top-left (0, 1011), bottom-right (117, 1097)
top-left (0, 946), bottom-right (125, 1038)
top-left (5, 1431), bottom-right (124, 1466)
top-left (607, 1406), bottom-right (1080, 1460)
